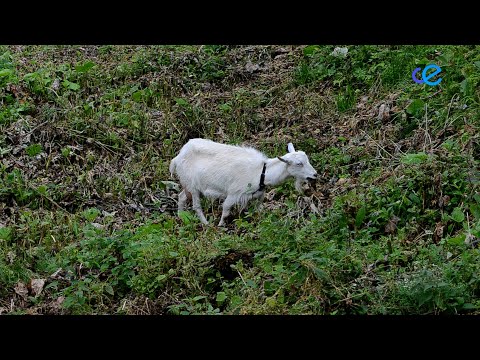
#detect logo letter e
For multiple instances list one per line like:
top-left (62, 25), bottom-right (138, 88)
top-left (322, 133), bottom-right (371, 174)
top-left (422, 64), bottom-right (442, 86)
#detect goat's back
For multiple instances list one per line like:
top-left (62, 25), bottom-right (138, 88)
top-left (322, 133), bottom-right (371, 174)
top-left (173, 138), bottom-right (267, 194)
top-left (179, 138), bottom-right (265, 161)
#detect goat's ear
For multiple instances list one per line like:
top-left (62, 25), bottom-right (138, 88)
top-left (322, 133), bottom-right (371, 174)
top-left (287, 143), bottom-right (295, 153)
top-left (277, 156), bottom-right (291, 164)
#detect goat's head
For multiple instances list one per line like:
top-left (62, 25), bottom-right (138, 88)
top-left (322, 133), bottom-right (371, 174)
top-left (278, 143), bottom-right (317, 192)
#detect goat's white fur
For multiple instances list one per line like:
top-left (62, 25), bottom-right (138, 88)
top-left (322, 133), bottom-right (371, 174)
top-left (169, 138), bottom-right (317, 226)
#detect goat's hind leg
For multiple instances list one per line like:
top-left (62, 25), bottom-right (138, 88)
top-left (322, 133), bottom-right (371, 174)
top-left (191, 190), bottom-right (208, 225)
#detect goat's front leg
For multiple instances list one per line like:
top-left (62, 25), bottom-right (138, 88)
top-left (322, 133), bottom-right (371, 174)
top-left (219, 195), bottom-right (236, 226)
top-left (177, 189), bottom-right (191, 212)
top-left (191, 190), bottom-right (208, 225)
top-left (255, 192), bottom-right (265, 212)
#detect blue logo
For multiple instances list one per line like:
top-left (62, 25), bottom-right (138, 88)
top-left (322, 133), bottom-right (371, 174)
top-left (412, 64), bottom-right (442, 86)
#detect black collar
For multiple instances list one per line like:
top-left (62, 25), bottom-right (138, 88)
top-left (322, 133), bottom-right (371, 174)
top-left (258, 163), bottom-right (267, 191)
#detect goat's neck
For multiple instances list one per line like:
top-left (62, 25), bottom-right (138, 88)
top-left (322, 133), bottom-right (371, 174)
top-left (264, 158), bottom-right (291, 186)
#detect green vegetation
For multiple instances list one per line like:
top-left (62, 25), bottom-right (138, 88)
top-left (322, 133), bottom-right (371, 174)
top-left (1, 45), bottom-right (480, 314)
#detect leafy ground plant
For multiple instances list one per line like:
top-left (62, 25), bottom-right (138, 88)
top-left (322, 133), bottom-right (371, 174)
top-left (1, 45), bottom-right (480, 314)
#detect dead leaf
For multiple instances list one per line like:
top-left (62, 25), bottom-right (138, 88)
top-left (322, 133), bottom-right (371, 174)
top-left (14, 282), bottom-right (28, 299)
top-left (336, 178), bottom-right (348, 186)
top-left (377, 104), bottom-right (391, 122)
top-left (385, 216), bottom-right (400, 234)
top-left (310, 202), bottom-right (319, 214)
top-left (273, 47), bottom-right (289, 59)
top-left (29, 279), bottom-right (46, 297)
top-left (50, 296), bottom-right (65, 311)
top-left (434, 222), bottom-right (444, 241)
top-left (465, 233), bottom-right (476, 245)
top-left (438, 195), bottom-right (450, 208)
top-left (50, 268), bottom-right (63, 279)
top-left (52, 78), bottom-right (60, 90)
top-left (331, 47), bottom-right (348, 57)
top-left (245, 61), bottom-right (260, 73)
top-left (7, 251), bottom-right (16, 264)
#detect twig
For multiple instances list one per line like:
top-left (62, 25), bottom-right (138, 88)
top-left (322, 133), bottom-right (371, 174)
top-left (25, 121), bottom-right (49, 136)
top-left (443, 94), bottom-right (459, 131)
top-left (62, 128), bottom-right (122, 154)
top-left (338, 291), bottom-right (368, 303)
top-left (359, 129), bottom-right (395, 160)
top-left (423, 103), bottom-right (432, 152)
top-left (236, 269), bottom-right (248, 287)
top-left (39, 193), bottom-right (67, 211)
top-left (424, 88), bottom-right (442, 99)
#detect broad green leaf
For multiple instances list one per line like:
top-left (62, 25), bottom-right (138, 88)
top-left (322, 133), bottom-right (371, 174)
top-left (82, 207), bottom-right (100, 222)
top-left (0, 227), bottom-right (12, 240)
top-left (36, 185), bottom-right (48, 195)
top-left (69, 82), bottom-right (80, 91)
top-left (266, 297), bottom-right (276, 308)
top-left (355, 206), bottom-right (366, 228)
top-left (175, 98), bottom-right (188, 106)
top-left (474, 194), bottom-right (480, 204)
top-left (216, 292), bottom-right (227, 303)
top-left (62, 80), bottom-right (80, 91)
top-left (23, 72), bottom-right (39, 81)
top-left (25, 144), bottom-right (43, 157)
top-left (178, 210), bottom-right (193, 224)
top-left (313, 268), bottom-right (327, 280)
top-left (104, 284), bottom-right (114, 295)
top-left (75, 61), bottom-right (95, 73)
top-left (415, 57), bottom-right (430, 66)
top-left (460, 79), bottom-right (469, 94)
top-left (437, 54), bottom-right (449, 64)
top-left (406, 99), bottom-right (425, 116)
top-left (132, 90), bottom-right (143, 102)
top-left (156, 274), bottom-right (167, 282)
top-left (447, 233), bottom-right (465, 245)
top-left (451, 207), bottom-right (465, 223)
top-left (0, 69), bottom-right (14, 77)
top-left (469, 203), bottom-right (480, 219)
top-left (303, 45), bottom-right (320, 56)
top-left (192, 295), bottom-right (206, 302)
top-left (161, 181), bottom-right (179, 191)
top-left (219, 103), bottom-right (232, 112)
top-left (442, 140), bottom-right (455, 151)
top-left (401, 152), bottom-right (429, 165)
top-left (408, 193), bottom-right (421, 204)
top-left (230, 295), bottom-right (242, 308)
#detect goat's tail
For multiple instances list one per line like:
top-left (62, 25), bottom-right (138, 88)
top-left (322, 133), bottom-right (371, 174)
top-left (169, 156), bottom-right (178, 177)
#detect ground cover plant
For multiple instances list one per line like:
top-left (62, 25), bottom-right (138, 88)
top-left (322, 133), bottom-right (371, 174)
top-left (1, 45), bottom-right (480, 314)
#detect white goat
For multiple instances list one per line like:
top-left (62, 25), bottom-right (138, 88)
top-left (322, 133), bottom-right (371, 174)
top-left (169, 138), bottom-right (317, 226)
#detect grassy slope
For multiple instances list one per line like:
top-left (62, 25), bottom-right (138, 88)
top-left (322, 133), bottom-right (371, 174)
top-left (1, 45), bottom-right (480, 314)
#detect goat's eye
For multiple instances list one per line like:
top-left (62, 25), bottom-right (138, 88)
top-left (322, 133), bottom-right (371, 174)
top-left (297, 162), bottom-right (303, 167)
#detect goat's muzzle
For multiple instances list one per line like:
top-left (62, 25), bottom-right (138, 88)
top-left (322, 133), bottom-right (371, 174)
top-left (306, 175), bottom-right (318, 190)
